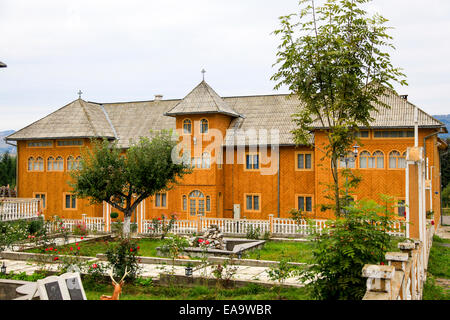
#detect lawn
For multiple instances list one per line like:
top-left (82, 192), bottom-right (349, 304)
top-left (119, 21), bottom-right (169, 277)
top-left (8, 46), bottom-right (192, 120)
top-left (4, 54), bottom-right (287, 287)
top-left (0, 271), bottom-right (312, 300)
top-left (423, 235), bottom-right (450, 300)
top-left (25, 236), bottom-right (407, 264)
top-left (26, 238), bottom-right (165, 257)
top-left (243, 241), bottom-right (314, 263)
top-left (83, 280), bottom-right (311, 300)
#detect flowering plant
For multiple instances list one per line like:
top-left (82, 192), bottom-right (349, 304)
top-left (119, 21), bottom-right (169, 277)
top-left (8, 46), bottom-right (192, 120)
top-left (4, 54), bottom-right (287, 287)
top-left (150, 213), bottom-right (178, 239)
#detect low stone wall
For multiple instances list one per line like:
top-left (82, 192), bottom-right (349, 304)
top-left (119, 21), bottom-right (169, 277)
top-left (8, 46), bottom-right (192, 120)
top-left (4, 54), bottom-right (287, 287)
top-left (0, 279), bottom-right (37, 300)
top-left (159, 273), bottom-right (304, 289)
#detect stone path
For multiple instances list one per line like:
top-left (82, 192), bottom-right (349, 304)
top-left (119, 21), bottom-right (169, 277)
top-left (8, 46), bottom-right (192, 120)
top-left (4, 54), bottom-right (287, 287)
top-left (0, 259), bottom-right (304, 288)
top-left (436, 225), bottom-right (450, 240)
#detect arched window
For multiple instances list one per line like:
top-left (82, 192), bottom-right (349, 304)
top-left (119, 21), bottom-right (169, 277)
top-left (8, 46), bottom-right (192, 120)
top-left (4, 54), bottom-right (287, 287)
top-left (182, 195), bottom-right (187, 211)
top-left (359, 151), bottom-right (371, 169)
top-left (55, 156), bottom-right (64, 171)
top-left (188, 190), bottom-right (205, 216)
top-left (206, 196), bottom-right (211, 212)
top-left (76, 156), bottom-right (82, 170)
top-left (389, 151), bottom-right (405, 169)
top-left (67, 156), bottom-right (75, 171)
top-left (183, 119), bottom-right (192, 134)
top-left (47, 157), bottom-right (55, 171)
top-left (34, 157), bottom-right (44, 171)
top-left (398, 152), bottom-right (407, 169)
top-left (200, 119), bottom-right (208, 133)
top-left (202, 152), bottom-right (211, 169)
top-left (28, 157), bottom-right (34, 171)
top-left (373, 151), bottom-right (384, 168)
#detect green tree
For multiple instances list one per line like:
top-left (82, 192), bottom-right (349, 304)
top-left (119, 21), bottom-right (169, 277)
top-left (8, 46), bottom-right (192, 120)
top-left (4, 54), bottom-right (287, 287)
top-left (271, 0), bottom-right (406, 216)
top-left (440, 137), bottom-right (450, 189)
top-left (0, 152), bottom-right (16, 187)
top-left (69, 130), bottom-right (190, 236)
top-left (299, 197), bottom-right (398, 300)
top-left (442, 183), bottom-right (450, 208)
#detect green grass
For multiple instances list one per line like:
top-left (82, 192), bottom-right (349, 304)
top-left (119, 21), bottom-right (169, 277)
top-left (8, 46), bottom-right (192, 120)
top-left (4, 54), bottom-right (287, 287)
top-left (244, 241), bottom-right (314, 263)
top-left (25, 238), bottom-right (165, 257)
top-left (426, 236), bottom-right (450, 279)
top-left (423, 235), bottom-right (450, 300)
top-left (442, 208), bottom-right (450, 216)
top-left (83, 280), bottom-right (311, 300)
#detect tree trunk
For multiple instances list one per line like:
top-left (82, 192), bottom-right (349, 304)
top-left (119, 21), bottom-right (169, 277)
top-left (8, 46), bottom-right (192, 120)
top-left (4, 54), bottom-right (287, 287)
top-left (123, 214), bottom-right (131, 237)
top-left (331, 154), bottom-right (341, 217)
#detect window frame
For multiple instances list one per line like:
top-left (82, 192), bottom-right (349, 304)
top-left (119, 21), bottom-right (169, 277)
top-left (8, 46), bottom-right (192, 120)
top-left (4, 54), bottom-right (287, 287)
top-left (373, 130), bottom-right (414, 139)
top-left (243, 193), bottom-right (261, 213)
top-left (27, 141), bottom-right (53, 148)
top-left (295, 151), bottom-right (313, 171)
top-left (33, 192), bottom-right (47, 209)
top-left (182, 119), bottom-right (192, 135)
top-left (244, 152), bottom-right (260, 171)
top-left (199, 119), bottom-right (209, 134)
top-left (56, 140), bottom-right (84, 147)
top-left (295, 194), bottom-right (314, 213)
top-left (153, 192), bottom-right (168, 209)
top-left (63, 193), bottom-right (77, 210)
top-left (388, 150), bottom-right (406, 170)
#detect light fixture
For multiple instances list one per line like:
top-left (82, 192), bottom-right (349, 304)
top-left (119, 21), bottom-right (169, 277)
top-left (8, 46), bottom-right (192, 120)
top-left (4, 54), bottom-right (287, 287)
top-left (353, 143), bottom-right (359, 158)
top-left (1, 261), bottom-right (6, 274)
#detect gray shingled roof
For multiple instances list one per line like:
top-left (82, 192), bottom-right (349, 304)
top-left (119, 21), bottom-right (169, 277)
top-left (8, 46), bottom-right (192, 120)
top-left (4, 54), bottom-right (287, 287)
top-left (165, 81), bottom-right (241, 118)
top-left (6, 99), bottom-right (116, 141)
top-left (6, 84), bottom-right (445, 148)
top-left (310, 89), bottom-right (444, 129)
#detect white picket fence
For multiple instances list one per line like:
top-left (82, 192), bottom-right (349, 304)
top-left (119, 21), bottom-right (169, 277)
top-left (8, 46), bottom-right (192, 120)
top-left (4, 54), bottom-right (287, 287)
top-left (0, 198), bottom-right (41, 221)
top-left (271, 217), bottom-right (328, 236)
top-left (142, 219), bottom-right (198, 235)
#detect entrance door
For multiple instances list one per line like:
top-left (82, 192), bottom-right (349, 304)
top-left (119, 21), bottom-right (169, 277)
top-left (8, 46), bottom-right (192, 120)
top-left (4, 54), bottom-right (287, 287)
top-left (189, 190), bottom-right (205, 216)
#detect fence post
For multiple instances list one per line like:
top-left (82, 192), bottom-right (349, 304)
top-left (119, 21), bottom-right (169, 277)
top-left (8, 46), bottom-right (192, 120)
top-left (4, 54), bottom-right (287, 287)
top-left (362, 264), bottom-right (395, 300)
top-left (385, 251), bottom-right (409, 300)
top-left (197, 215), bottom-right (202, 234)
top-left (269, 214), bottom-right (274, 234)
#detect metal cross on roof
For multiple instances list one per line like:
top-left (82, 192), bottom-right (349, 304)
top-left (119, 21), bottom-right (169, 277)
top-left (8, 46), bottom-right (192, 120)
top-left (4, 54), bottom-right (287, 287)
top-left (201, 69), bottom-right (206, 81)
top-left (77, 90), bottom-right (83, 99)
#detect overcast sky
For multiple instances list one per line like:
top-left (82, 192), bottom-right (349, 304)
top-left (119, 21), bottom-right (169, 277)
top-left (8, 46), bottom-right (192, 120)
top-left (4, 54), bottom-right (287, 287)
top-left (1, 0), bottom-right (449, 131)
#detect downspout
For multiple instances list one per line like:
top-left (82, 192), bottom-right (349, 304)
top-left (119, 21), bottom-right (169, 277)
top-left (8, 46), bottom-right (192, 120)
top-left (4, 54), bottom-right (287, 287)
top-left (423, 131), bottom-right (439, 222)
top-left (277, 147), bottom-right (280, 218)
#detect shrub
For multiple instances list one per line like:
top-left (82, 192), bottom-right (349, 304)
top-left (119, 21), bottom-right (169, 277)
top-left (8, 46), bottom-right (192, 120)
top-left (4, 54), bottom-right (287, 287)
top-left (151, 213), bottom-right (177, 239)
top-left (246, 225), bottom-right (261, 240)
top-left (110, 212), bottom-right (119, 220)
top-left (73, 222), bottom-right (88, 236)
top-left (299, 197), bottom-right (397, 300)
top-left (105, 237), bottom-right (141, 281)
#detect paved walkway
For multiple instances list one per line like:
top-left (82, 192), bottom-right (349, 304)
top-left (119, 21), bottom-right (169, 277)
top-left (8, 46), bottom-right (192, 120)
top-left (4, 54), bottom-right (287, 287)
top-left (1, 259), bottom-right (304, 288)
top-left (436, 225), bottom-right (450, 240)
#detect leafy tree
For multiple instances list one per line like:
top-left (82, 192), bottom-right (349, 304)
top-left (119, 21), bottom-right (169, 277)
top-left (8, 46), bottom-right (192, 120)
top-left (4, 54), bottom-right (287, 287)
top-left (69, 130), bottom-right (190, 236)
top-left (442, 183), bottom-right (450, 208)
top-left (299, 197), bottom-right (399, 300)
top-left (271, 0), bottom-right (406, 216)
top-left (440, 137), bottom-right (450, 189)
top-left (0, 152), bottom-right (16, 187)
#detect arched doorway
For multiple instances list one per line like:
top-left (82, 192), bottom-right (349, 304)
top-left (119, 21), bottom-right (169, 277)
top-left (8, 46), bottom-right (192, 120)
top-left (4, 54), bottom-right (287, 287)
top-left (189, 190), bottom-right (205, 216)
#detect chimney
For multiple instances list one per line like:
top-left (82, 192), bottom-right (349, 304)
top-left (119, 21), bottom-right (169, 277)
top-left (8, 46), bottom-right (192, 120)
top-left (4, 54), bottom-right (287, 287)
top-left (400, 94), bottom-right (408, 100)
top-left (154, 94), bottom-right (163, 101)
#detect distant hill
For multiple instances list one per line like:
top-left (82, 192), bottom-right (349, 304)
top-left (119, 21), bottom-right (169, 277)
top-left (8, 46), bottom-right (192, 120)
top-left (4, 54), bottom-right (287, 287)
top-left (0, 130), bottom-right (16, 154)
top-left (433, 114), bottom-right (450, 139)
